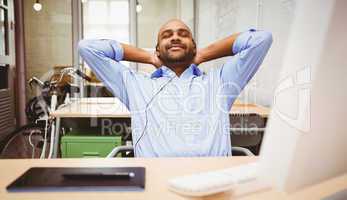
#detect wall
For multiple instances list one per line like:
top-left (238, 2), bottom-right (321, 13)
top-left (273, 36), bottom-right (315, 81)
top-left (24, 0), bottom-right (72, 97)
top-left (196, 0), bottom-right (296, 106)
top-left (137, 0), bottom-right (178, 49)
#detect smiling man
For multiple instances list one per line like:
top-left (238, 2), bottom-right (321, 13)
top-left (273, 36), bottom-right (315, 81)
top-left (78, 19), bottom-right (272, 157)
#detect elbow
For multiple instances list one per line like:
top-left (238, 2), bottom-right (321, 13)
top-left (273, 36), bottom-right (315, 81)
top-left (77, 39), bottom-right (89, 54)
top-left (249, 31), bottom-right (273, 51)
top-left (264, 31), bottom-right (273, 44)
top-left (260, 31), bottom-right (273, 47)
top-left (77, 39), bottom-right (95, 57)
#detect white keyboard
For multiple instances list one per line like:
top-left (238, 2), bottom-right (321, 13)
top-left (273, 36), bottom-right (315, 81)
top-left (168, 162), bottom-right (258, 197)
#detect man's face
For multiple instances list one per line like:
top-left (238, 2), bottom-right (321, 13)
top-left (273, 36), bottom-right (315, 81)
top-left (156, 20), bottom-right (196, 64)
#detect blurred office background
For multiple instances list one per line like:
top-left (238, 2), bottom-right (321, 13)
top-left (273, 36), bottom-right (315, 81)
top-left (1, 0), bottom-right (296, 128)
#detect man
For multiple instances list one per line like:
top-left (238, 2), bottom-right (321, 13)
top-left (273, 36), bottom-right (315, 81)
top-left (78, 19), bottom-right (272, 157)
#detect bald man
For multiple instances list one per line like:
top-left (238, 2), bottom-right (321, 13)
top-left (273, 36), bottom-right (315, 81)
top-left (78, 19), bottom-right (272, 157)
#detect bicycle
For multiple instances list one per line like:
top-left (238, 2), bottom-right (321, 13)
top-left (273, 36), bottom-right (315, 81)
top-left (0, 67), bottom-right (91, 159)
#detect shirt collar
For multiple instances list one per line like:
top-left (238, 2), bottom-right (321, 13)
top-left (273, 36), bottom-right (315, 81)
top-left (150, 64), bottom-right (202, 79)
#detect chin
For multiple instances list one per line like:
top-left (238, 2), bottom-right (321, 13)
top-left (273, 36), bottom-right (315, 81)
top-left (162, 51), bottom-right (193, 63)
top-left (168, 58), bottom-right (187, 63)
top-left (168, 54), bottom-right (187, 61)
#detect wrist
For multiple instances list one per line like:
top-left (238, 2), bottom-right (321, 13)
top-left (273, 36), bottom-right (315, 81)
top-left (140, 50), bottom-right (154, 65)
top-left (196, 49), bottom-right (207, 65)
top-left (149, 54), bottom-right (156, 65)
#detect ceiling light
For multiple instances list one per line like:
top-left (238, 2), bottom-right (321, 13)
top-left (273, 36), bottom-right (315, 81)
top-left (33, 0), bottom-right (42, 12)
top-left (136, 1), bottom-right (142, 13)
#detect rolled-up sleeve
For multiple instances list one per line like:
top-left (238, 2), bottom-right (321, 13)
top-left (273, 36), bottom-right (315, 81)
top-left (78, 39), bottom-right (130, 107)
top-left (218, 29), bottom-right (273, 108)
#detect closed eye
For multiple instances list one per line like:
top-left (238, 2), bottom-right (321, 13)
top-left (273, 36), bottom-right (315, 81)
top-left (178, 30), bottom-right (190, 37)
top-left (161, 30), bottom-right (173, 39)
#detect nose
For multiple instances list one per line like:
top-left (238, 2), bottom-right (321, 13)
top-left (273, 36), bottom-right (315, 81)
top-left (170, 32), bottom-right (181, 43)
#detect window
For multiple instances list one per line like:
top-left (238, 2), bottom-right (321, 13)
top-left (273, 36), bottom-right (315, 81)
top-left (82, 0), bottom-right (129, 43)
top-left (82, 0), bottom-right (130, 72)
top-left (0, 0), bottom-right (9, 56)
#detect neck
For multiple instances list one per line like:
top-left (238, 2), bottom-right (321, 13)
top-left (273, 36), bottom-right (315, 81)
top-left (164, 61), bottom-right (192, 77)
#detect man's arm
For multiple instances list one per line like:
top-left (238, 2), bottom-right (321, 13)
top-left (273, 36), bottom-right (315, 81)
top-left (194, 33), bottom-right (240, 65)
top-left (219, 30), bottom-right (272, 86)
top-left (78, 39), bottom-right (161, 108)
top-left (195, 29), bottom-right (273, 109)
top-left (195, 29), bottom-right (273, 86)
top-left (79, 40), bottom-right (161, 70)
top-left (78, 39), bottom-right (131, 106)
top-left (121, 43), bottom-right (162, 68)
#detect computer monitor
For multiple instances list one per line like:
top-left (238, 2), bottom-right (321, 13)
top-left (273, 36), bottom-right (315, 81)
top-left (258, 0), bottom-right (347, 193)
top-left (167, 0), bottom-right (346, 197)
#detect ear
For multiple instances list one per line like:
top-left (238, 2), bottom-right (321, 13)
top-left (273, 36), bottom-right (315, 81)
top-left (155, 44), bottom-right (161, 57)
top-left (192, 39), bottom-right (197, 55)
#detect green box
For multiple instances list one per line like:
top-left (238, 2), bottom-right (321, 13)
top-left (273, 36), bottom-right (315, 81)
top-left (60, 132), bottom-right (122, 158)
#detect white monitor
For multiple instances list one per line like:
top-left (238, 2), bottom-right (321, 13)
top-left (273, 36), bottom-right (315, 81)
top-left (258, 0), bottom-right (347, 193)
top-left (167, 0), bottom-right (347, 197)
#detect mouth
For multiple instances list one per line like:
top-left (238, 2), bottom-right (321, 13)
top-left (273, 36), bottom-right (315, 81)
top-left (169, 47), bottom-right (184, 51)
top-left (167, 44), bottom-right (186, 51)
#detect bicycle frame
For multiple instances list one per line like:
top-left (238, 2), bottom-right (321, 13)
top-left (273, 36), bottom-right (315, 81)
top-left (31, 68), bottom-right (88, 159)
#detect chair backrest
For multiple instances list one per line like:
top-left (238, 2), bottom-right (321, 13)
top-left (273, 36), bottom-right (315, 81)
top-left (229, 113), bottom-right (266, 154)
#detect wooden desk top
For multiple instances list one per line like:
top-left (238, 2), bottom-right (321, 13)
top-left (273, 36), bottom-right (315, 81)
top-left (51, 98), bottom-right (270, 118)
top-left (0, 157), bottom-right (346, 200)
top-left (230, 103), bottom-right (270, 118)
top-left (51, 98), bottom-right (130, 118)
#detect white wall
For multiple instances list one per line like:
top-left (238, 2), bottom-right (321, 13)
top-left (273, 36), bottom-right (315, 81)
top-left (197, 0), bottom-right (296, 106)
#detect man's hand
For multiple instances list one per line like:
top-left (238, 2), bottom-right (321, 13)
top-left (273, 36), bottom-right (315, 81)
top-left (151, 53), bottom-right (163, 68)
top-left (193, 50), bottom-right (204, 66)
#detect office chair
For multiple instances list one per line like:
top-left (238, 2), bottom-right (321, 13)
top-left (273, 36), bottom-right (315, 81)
top-left (107, 113), bottom-right (266, 158)
top-left (229, 113), bottom-right (266, 155)
top-left (106, 145), bottom-right (254, 158)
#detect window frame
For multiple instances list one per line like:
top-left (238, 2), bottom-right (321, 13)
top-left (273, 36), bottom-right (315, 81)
top-left (0, 0), bottom-right (14, 65)
top-left (72, 0), bottom-right (136, 97)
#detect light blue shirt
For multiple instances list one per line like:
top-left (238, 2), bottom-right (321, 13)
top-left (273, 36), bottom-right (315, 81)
top-left (78, 29), bottom-right (272, 157)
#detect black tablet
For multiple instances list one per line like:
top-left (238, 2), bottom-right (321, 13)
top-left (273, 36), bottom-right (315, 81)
top-left (6, 167), bottom-right (145, 192)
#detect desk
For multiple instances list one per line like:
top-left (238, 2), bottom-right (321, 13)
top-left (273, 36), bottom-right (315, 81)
top-left (1, 157), bottom-right (346, 200)
top-left (51, 98), bottom-right (270, 118)
top-left (52, 98), bottom-right (130, 118)
top-left (50, 98), bottom-right (271, 157)
top-left (230, 103), bottom-right (269, 118)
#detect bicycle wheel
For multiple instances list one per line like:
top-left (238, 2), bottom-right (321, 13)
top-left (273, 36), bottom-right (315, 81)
top-left (0, 124), bottom-right (49, 159)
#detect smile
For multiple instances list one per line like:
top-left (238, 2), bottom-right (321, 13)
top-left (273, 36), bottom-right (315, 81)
top-left (167, 43), bottom-right (186, 50)
top-left (169, 46), bottom-right (184, 51)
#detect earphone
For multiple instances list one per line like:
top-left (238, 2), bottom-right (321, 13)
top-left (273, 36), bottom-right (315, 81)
top-left (133, 75), bottom-right (175, 155)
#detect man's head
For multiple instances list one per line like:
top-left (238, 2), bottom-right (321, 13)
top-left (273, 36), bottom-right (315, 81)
top-left (156, 19), bottom-right (196, 67)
